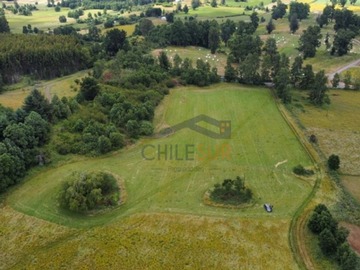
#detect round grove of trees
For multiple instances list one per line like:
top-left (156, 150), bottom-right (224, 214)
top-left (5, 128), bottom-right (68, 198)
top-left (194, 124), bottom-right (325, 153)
top-left (58, 171), bottom-right (120, 213)
top-left (210, 176), bottom-right (253, 205)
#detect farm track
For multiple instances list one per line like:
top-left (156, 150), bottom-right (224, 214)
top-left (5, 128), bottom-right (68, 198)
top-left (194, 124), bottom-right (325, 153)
top-left (270, 89), bottom-right (323, 270)
top-left (327, 58), bottom-right (360, 82)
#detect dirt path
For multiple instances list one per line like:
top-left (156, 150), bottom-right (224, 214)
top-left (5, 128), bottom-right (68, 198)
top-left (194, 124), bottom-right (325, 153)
top-left (327, 58), bottom-right (360, 81)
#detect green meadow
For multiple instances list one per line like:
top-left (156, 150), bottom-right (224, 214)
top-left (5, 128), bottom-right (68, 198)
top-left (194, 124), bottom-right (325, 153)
top-left (8, 84), bottom-right (314, 227)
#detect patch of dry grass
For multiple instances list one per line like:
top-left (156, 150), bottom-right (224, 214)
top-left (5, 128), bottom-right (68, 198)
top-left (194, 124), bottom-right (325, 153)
top-left (294, 90), bottom-right (360, 175)
top-left (15, 213), bottom-right (298, 269)
top-left (341, 175), bottom-right (360, 202)
top-left (0, 206), bottom-right (74, 269)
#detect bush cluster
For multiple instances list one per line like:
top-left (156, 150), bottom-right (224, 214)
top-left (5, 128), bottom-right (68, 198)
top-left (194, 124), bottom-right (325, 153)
top-left (293, 164), bottom-right (314, 176)
top-left (58, 171), bottom-right (119, 212)
top-left (210, 176), bottom-right (252, 205)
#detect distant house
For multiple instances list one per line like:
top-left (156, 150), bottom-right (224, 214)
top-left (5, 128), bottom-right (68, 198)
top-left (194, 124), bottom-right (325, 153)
top-left (264, 203), bottom-right (273, 212)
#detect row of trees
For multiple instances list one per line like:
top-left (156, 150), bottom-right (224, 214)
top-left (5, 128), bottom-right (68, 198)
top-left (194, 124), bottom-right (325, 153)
top-left (220, 23), bottom-right (329, 105)
top-left (308, 204), bottom-right (359, 270)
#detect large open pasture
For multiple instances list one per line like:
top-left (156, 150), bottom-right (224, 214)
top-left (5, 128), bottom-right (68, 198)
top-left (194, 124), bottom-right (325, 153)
top-left (2, 83), bottom-right (315, 268)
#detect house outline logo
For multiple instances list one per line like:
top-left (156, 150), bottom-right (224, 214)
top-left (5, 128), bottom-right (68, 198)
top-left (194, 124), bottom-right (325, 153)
top-left (157, 114), bottom-right (231, 139)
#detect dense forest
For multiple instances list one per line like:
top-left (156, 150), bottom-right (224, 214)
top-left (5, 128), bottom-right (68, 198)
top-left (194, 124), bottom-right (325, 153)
top-left (0, 34), bottom-right (92, 83)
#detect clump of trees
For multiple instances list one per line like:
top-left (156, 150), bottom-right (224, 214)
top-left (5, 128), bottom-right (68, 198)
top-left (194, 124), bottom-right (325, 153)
top-left (308, 204), bottom-right (359, 270)
top-left (210, 176), bottom-right (253, 205)
top-left (58, 171), bottom-right (119, 212)
top-left (53, 76), bottom-right (161, 155)
top-left (0, 89), bottom-right (72, 193)
top-left (293, 165), bottom-right (314, 176)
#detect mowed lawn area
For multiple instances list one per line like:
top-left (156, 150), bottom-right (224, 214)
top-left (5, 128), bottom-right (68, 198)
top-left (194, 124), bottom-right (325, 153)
top-left (4, 84), bottom-right (314, 268)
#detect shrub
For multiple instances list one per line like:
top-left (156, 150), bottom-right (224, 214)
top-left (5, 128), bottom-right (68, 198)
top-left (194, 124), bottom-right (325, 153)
top-left (328, 154), bottom-right (340, 171)
top-left (58, 171), bottom-right (119, 212)
top-left (293, 164), bottom-right (314, 176)
top-left (309, 134), bottom-right (317, 143)
top-left (59, 15), bottom-right (66, 23)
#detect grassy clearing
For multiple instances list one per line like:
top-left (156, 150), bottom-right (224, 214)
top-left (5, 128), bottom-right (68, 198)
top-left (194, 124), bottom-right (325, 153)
top-left (7, 83), bottom-right (313, 228)
top-left (0, 70), bottom-right (89, 109)
top-left (176, 5), bottom-right (246, 19)
top-left (304, 51), bottom-right (360, 74)
top-left (101, 24), bottom-right (136, 36)
top-left (152, 46), bottom-right (228, 75)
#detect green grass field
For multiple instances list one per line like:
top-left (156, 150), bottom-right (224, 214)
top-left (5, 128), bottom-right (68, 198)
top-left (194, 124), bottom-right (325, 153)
top-left (3, 83), bottom-right (315, 268)
top-left (8, 84), bottom-right (314, 227)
